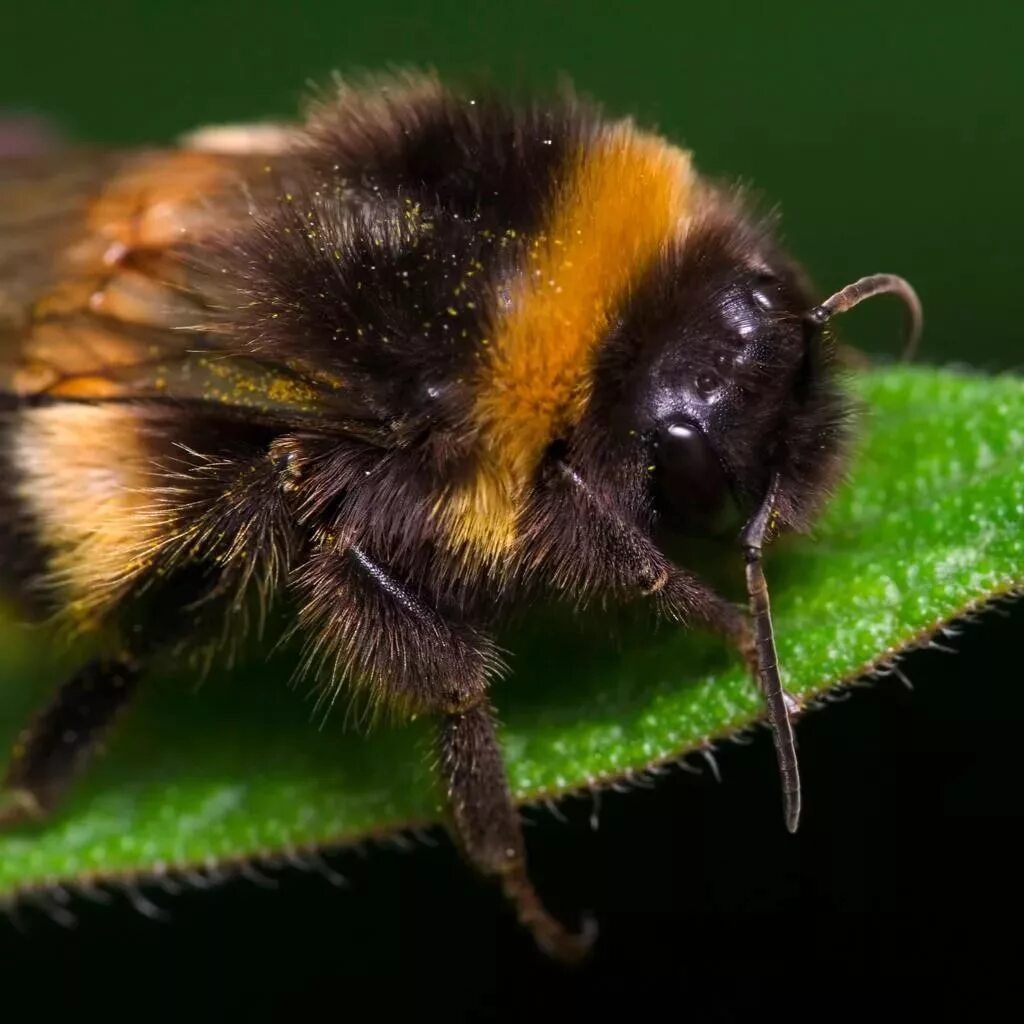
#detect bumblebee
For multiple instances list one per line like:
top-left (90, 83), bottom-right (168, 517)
top-left (0, 72), bottom-right (920, 960)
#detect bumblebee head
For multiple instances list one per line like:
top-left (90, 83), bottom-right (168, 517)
top-left (590, 197), bottom-right (920, 542)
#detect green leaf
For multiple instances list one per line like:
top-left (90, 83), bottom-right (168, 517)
top-left (1, 366), bottom-right (1021, 897)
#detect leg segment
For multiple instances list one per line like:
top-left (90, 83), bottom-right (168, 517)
top-left (549, 459), bottom-right (802, 697)
top-left (294, 542), bottom-right (592, 960)
top-left (524, 459), bottom-right (749, 643)
top-left (0, 655), bottom-right (141, 828)
top-left (293, 544), bottom-right (495, 717)
top-left (438, 702), bottom-right (594, 963)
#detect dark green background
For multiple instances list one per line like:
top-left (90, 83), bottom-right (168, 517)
top-left (5, 0), bottom-right (1022, 371)
top-left (2, 2), bottom-right (1021, 1017)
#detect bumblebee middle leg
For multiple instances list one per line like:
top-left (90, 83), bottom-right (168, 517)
top-left (295, 543), bottom-right (593, 961)
top-left (438, 701), bottom-right (594, 962)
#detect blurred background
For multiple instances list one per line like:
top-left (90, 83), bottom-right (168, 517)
top-left (1, 1), bottom-right (1021, 1017)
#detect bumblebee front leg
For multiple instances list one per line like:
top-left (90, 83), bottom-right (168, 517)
top-left (536, 461), bottom-right (805, 827)
top-left (296, 544), bottom-right (593, 962)
top-left (0, 654), bottom-right (141, 828)
top-left (531, 460), bottom-right (750, 644)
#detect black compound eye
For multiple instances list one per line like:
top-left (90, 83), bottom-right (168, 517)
top-left (653, 420), bottom-right (734, 535)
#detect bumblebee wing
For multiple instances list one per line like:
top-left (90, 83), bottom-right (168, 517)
top-left (0, 147), bottom-right (239, 396)
top-left (0, 153), bottom-right (119, 364)
top-left (0, 147), bottom-right (382, 431)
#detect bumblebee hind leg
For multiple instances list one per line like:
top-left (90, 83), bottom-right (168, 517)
top-left (0, 654), bottom-right (141, 828)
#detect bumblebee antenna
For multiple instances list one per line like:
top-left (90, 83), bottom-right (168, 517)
top-left (808, 273), bottom-right (923, 362)
top-left (740, 473), bottom-right (801, 833)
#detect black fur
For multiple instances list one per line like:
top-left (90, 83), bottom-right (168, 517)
top-left (203, 195), bottom-right (506, 456)
top-left (302, 73), bottom-right (592, 233)
top-left (292, 543), bottom-right (503, 721)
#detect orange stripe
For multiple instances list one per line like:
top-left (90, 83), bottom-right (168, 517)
top-left (441, 125), bottom-right (695, 564)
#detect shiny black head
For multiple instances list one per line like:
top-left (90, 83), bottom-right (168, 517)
top-left (587, 194), bottom-right (858, 541)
